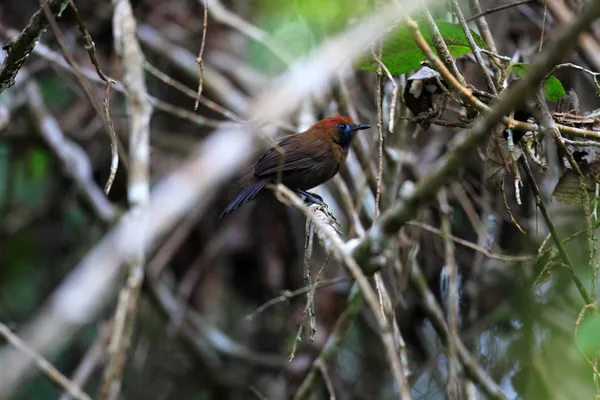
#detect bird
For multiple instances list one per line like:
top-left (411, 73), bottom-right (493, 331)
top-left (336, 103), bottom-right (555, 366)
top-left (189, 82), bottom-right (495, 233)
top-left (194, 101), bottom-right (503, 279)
top-left (221, 116), bottom-right (371, 216)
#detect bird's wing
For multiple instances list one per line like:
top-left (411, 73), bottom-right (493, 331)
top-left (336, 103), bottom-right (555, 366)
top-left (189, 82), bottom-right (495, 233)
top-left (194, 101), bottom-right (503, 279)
top-left (254, 135), bottom-right (332, 178)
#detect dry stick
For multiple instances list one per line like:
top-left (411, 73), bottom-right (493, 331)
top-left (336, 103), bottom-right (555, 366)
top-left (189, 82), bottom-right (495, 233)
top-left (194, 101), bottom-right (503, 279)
top-left (274, 185), bottom-right (411, 400)
top-left (99, 0), bottom-right (152, 399)
top-left (303, 227), bottom-right (317, 342)
top-left (143, 61), bottom-right (242, 122)
top-left (420, 2), bottom-right (467, 86)
top-left (137, 24), bottom-right (249, 115)
top-left (438, 190), bottom-right (461, 399)
top-left (450, 0), bottom-right (497, 95)
top-left (194, 0), bottom-right (209, 111)
top-left (407, 221), bottom-right (532, 262)
top-left (549, 62), bottom-right (600, 94)
top-left (151, 98), bottom-right (225, 128)
top-left (246, 277), bottom-right (349, 321)
top-left (68, 0), bottom-right (119, 194)
top-left (0, 0), bottom-right (70, 93)
top-left (465, 0), bottom-right (536, 22)
top-left (103, 81), bottom-right (118, 195)
top-left (372, 44), bottom-right (385, 224)
top-left (0, 323), bottom-right (92, 400)
top-left (39, 2), bottom-right (129, 170)
top-left (58, 324), bottom-right (110, 400)
top-left (467, 0), bottom-right (504, 88)
top-left (289, 220), bottom-right (316, 361)
top-left (316, 359), bottom-right (336, 400)
top-left (540, 1), bottom-right (548, 51)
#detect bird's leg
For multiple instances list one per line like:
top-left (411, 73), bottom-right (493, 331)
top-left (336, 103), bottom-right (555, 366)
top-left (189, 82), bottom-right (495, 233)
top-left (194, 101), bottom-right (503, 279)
top-left (295, 189), bottom-right (326, 207)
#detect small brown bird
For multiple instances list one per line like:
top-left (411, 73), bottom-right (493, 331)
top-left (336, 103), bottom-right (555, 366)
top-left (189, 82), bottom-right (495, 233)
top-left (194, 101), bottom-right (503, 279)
top-left (221, 116), bottom-right (370, 216)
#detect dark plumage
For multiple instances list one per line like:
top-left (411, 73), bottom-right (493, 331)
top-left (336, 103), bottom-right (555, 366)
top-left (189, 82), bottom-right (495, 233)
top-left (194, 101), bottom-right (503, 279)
top-left (221, 116), bottom-right (370, 216)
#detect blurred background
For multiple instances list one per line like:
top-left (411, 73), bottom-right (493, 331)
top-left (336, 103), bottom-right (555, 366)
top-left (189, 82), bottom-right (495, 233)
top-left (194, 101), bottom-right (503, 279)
top-left (1, 0), bottom-right (600, 399)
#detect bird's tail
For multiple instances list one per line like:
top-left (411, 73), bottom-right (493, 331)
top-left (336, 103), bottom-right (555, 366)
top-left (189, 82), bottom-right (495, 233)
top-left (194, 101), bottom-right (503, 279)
top-left (221, 179), bottom-right (267, 217)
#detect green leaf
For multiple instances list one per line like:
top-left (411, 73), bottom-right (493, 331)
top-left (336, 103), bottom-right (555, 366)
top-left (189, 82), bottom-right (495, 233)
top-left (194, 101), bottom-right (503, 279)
top-left (576, 312), bottom-right (600, 356)
top-left (512, 63), bottom-right (566, 101)
top-left (359, 20), bottom-right (487, 75)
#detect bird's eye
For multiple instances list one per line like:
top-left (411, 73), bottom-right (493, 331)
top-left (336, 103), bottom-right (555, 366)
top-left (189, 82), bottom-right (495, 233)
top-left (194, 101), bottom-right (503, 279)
top-left (338, 123), bottom-right (347, 131)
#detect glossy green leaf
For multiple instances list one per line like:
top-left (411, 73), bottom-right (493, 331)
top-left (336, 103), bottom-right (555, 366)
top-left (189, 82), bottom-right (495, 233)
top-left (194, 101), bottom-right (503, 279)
top-left (512, 63), bottom-right (566, 101)
top-left (359, 20), bottom-right (486, 75)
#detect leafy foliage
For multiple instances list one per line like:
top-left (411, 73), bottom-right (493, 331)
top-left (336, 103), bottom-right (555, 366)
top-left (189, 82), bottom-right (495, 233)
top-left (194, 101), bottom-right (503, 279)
top-left (359, 20), bottom-right (486, 75)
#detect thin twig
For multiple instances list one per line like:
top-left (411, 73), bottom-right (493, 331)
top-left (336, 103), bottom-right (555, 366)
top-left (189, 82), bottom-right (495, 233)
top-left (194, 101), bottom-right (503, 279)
top-left (407, 222), bottom-right (531, 262)
top-left (194, 0), bottom-right (209, 111)
top-left (103, 81), bottom-right (118, 195)
top-left (450, 0), bottom-right (497, 94)
top-left (100, 0), bottom-right (152, 398)
top-left (372, 43), bottom-right (384, 224)
top-left (143, 61), bottom-right (242, 121)
top-left (68, 0), bottom-right (119, 194)
top-left (317, 359), bottom-right (336, 400)
top-left (39, 2), bottom-right (129, 170)
top-left (58, 324), bottom-right (110, 400)
top-left (420, 2), bottom-right (467, 86)
top-left (0, 323), bottom-right (92, 400)
top-left (465, 0), bottom-right (536, 22)
top-left (467, 0), bottom-right (504, 88)
top-left (246, 277), bottom-right (349, 320)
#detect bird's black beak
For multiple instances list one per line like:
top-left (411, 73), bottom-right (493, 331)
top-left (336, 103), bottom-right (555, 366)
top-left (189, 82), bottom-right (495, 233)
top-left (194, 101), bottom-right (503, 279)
top-left (350, 124), bottom-right (371, 132)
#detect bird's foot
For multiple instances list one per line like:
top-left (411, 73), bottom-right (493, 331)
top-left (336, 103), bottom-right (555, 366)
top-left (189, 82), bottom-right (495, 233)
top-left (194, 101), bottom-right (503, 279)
top-left (295, 190), bottom-right (326, 207)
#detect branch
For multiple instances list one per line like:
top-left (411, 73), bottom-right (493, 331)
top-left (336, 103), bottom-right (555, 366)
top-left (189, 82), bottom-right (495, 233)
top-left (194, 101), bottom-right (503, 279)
top-left (100, 0), bottom-right (152, 398)
top-left (0, 323), bottom-right (92, 400)
top-left (0, 0), bottom-right (70, 93)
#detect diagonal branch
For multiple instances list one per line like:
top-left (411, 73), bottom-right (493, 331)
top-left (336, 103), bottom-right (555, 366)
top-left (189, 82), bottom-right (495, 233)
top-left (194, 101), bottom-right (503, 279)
top-left (0, 0), bottom-right (70, 93)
